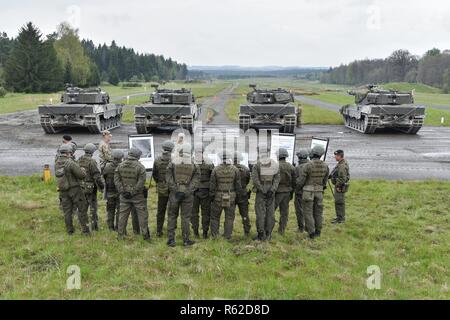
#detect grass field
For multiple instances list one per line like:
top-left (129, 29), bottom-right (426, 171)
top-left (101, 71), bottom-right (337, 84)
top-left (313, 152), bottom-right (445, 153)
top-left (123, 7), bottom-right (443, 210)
top-left (0, 176), bottom-right (448, 299)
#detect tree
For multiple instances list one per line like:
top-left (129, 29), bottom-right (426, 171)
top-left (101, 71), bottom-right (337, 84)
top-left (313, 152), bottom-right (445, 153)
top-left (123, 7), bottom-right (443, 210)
top-left (64, 60), bottom-right (73, 84)
top-left (108, 67), bottom-right (119, 86)
top-left (4, 22), bottom-right (62, 93)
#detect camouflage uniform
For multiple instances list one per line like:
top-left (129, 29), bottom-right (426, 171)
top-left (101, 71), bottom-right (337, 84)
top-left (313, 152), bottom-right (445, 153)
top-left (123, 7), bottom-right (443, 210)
top-left (274, 150), bottom-right (296, 235)
top-left (209, 154), bottom-right (242, 240)
top-left (152, 141), bottom-right (174, 236)
top-left (99, 140), bottom-right (112, 172)
top-left (297, 146), bottom-right (329, 239)
top-left (191, 157), bottom-right (214, 238)
top-left (234, 155), bottom-right (251, 236)
top-left (251, 157), bottom-right (280, 241)
top-left (78, 144), bottom-right (104, 231)
top-left (103, 150), bottom-right (123, 231)
top-left (115, 148), bottom-right (150, 240)
top-left (330, 157), bottom-right (350, 222)
top-left (166, 145), bottom-right (199, 246)
top-left (294, 150), bottom-right (310, 232)
top-left (54, 145), bottom-right (90, 235)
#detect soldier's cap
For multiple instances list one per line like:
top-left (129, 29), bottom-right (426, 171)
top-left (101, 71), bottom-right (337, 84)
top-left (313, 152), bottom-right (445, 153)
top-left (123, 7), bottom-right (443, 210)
top-left (112, 150), bottom-right (124, 160)
top-left (62, 135), bottom-right (72, 142)
top-left (128, 147), bottom-right (142, 159)
top-left (334, 149), bottom-right (344, 156)
top-left (102, 130), bottom-right (112, 137)
top-left (59, 144), bottom-right (73, 154)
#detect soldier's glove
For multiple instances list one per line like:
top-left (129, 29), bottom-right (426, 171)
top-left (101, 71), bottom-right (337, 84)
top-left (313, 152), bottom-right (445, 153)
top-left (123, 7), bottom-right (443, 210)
top-left (265, 191), bottom-right (274, 199)
top-left (143, 187), bottom-right (149, 199)
top-left (175, 192), bottom-right (186, 201)
top-left (123, 192), bottom-right (132, 199)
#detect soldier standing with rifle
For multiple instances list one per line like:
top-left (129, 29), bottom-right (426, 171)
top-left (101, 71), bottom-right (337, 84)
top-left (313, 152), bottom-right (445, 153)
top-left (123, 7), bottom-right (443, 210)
top-left (251, 148), bottom-right (280, 241)
top-left (294, 149), bottom-right (310, 232)
top-left (274, 148), bottom-right (296, 235)
top-left (166, 144), bottom-right (199, 247)
top-left (54, 144), bottom-right (90, 235)
top-left (152, 141), bottom-right (175, 237)
top-left (233, 152), bottom-right (252, 237)
top-left (115, 148), bottom-right (151, 241)
top-left (78, 143), bottom-right (105, 231)
top-left (103, 150), bottom-right (124, 231)
top-left (329, 150), bottom-right (350, 224)
top-left (297, 145), bottom-right (329, 239)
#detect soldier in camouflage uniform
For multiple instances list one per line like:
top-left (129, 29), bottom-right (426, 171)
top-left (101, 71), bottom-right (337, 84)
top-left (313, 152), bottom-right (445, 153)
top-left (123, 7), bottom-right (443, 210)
top-left (297, 145), bottom-right (329, 239)
top-left (115, 148), bottom-right (150, 241)
top-left (99, 130), bottom-right (113, 172)
top-left (103, 150), bottom-right (124, 231)
top-left (233, 152), bottom-right (251, 236)
top-left (166, 144), bottom-right (199, 247)
top-left (251, 148), bottom-right (280, 241)
top-left (152, 141), bottom-right (175, 237)
top-left (209, 151), bottom-right (242, 240)
top-left (274, 148), bottom-right (296, 235)
top-left (294, 149), bottom-right (310, 232)
top-left (329, 150), bottom-right (350, 224)
top-left (54, 144), bottom-right (90, 235)
top-left (78, 143), bottom-right (105, 231)
top-left (191, 148), bottom-right (215, 239)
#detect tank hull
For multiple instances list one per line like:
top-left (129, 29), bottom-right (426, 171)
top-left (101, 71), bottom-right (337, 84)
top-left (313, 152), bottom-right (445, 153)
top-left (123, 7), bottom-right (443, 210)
top-left (238, 103), bottom-right (299, 133)
top-left (134, 103), bottom-right (198, 134)
top-left (38, 104), bottom-right (123, 134)
top-left (340, 104), bottom-right (425, 134)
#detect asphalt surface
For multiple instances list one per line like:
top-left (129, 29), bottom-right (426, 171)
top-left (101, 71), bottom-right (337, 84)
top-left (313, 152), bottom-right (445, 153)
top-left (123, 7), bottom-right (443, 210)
top-left (0, 89), bottom-right (449, 179)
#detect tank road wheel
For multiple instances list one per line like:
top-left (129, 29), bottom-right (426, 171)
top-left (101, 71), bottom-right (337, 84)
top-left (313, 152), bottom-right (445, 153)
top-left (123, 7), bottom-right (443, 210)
top-left (40, 116), bottom-right (57, 134)
top-left (239, 114), bottom-right (250, 132)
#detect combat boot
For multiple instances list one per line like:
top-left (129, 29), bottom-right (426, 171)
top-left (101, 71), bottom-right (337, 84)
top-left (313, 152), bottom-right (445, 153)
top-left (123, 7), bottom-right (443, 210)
top-left (143, 229), bottom-right (151, 242)
top-left (332, 218), bottom-right (345, 224)
top-left (156, 231), bottom-right (163, 238)
top-left (183, 239), bottom-right (195, 247)
top-left (202, 231), bottom-right (208, 239)
top-left (298, 226), bottom-right (305, 233)
top-left (265, 231), bottom-right (272, 241)
top-left (92, 221), bottom-right (99, 232)
top-left (253, 232), bottom-right (264, 241)
top-left (315, 230), bottom-right (321, 238)
top-left (308, 233), bottom-right (316, 240)
top-left (167, 239), bottom-right (176, 247)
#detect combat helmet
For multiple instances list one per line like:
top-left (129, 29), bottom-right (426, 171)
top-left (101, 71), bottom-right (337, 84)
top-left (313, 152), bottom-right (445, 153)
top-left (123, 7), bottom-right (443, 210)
top-left (162, 140), bottom-right (175, 152)
top-left (84, 143), bottom-right (97, 154)
top-left (112, 150), bottom-right (124, 160)
top-left (310, 145), bottom-right (325, 158)
top-left (278, 148), bottom-right (289, 160)
top-left (59, 144), bottom-right (73, 155)
top-left (296, 149), bottom-right (309, 160)
top-left (128, 147), bottom-right (142, 159)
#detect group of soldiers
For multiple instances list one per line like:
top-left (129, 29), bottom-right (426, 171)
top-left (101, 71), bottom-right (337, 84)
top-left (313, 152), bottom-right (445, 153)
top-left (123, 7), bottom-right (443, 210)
top-left (54, 132), bottom-right (350, 247)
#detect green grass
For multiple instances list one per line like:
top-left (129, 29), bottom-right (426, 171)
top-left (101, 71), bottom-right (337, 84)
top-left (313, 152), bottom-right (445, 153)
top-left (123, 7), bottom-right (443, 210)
top-left (382, 82), bottom-right (442, 94)
top-left (0, 176), bottom-right (448, 299)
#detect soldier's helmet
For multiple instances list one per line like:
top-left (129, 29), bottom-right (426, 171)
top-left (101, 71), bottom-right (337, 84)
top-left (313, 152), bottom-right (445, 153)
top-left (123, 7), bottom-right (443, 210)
top-left (84, 143), bottom-right (97, 154)
top-left (128, 147), bottom-right (143, 159)
top-left (179, 143), bottom-right (192, 157)
top-left (112, 150), bottom-right (124, 160)
top-left (59, 144), bottom-right (73, 154)
top-left (278, 148), bottom-right (289, 159)
top-left (234, 151), bottom-right (243, 162)
top-left (296, 149), bottom-right (309, 160)
top-left (310, 145), bottom-right (325, 158)
top-left (162, 140), bottom-right (175, 152)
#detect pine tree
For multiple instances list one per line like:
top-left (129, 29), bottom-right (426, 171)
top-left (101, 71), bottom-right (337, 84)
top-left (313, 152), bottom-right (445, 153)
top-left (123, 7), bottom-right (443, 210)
top-left (108, 67), bottom-right (119, 86)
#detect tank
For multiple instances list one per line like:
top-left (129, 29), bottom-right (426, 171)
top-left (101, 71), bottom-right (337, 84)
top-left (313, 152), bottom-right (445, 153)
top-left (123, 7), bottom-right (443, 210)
top-left (38, 86), bottom-right (123, 134)
top-left (340, 85), bottom-right (425, 134)
top-left (134, 85), bottom-right (199, 134)
top-left (239, 84), bottom-right (301, 133)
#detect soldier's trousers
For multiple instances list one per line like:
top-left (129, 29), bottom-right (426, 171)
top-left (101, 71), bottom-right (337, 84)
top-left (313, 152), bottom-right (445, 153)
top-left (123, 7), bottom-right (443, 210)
top-left (255, 192), bottom-right (275, 236)
top-left (210, 199), bottom-right (236, 240)
top-left (191, 192), bottom-right (211, 234)
top-left (302, 191), bottom-right (324, 235)
top-left (294, 192), bottom-right (305, 230)
top-left (118, 194), bottom-right (149, 239)
top-left (156, 194), bottom-right (169, 234)
top-left (167, 193), bottom-right (193, 242)
top-left (106, 195), bottom-right (120, 230)
top-left (84, 191), bottom-right (98, 228)
top-left (275, 192), bottom-right (291, 234)
top-left (334, 189), bottom-right (346, 220)
top-left (60, 187), bottom-right (89, 234)
top-left (235, 195), bottom-right (251, 235)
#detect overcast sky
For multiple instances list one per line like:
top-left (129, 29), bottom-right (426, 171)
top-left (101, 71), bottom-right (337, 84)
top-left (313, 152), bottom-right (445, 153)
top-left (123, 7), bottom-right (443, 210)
top-left (1, 0), bottom-right (450, 67)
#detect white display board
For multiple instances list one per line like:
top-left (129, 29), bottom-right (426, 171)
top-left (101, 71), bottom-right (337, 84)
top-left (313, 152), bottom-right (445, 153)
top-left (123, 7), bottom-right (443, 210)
top-left (270, 134), bottom-right (296, 164)
top-left (310, 137), bottom-right (330, 161)
top-left (128, 134), bottom-right (155, 170)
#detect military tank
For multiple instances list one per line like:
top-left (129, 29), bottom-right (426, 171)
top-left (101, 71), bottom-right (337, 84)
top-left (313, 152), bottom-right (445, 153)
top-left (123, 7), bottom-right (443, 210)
top-left (134, 84), bottom-right (199, 134)
top-left (38, 86), bottom-right (123, 134)
top-left (239, 84), bottom-right (301, 133)
top-left (340, 85), bottom-right (425, 134)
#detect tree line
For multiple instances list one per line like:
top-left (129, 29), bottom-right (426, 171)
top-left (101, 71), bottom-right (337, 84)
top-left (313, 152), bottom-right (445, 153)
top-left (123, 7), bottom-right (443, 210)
top-left (0, 22), bottom-right (187, 94)
top-left (321, 49), bottom-right (450, 93)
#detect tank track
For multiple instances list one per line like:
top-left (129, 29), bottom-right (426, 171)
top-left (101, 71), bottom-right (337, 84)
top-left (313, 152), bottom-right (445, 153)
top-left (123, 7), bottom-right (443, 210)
top-left (239, 114), bottom-right (250, 132)
top-left (85, 114), bottom-right (122, 134)
top-left (344, 115), bottom-right (378, 134)
top-left (282, 115), bottom-right (296, 133)
top-left (40, 116), bottom-right (57, 134)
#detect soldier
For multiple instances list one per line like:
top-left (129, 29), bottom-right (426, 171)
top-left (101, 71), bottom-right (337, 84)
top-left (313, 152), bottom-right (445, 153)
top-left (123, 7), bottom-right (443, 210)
top-left (191, 148), bottom-right (215, 239)
top-left (251, 148), bottom-right (280, 241)
top-left (78, 143), bottom-right (105, 231)
top-left (294, 149), bottom-right (310, 232)
top-left (297, 145), bottom-right (329, 239)
top-left (152, 141), bottom-right (175, 237)
top-left (99, 130), bottom-right (113, 172)
top-left (103, 150), bottom-right (124, 231)
top-left (209, 151), bottom-right (242, 240)
top-left (166, 144), bottom-right (199, 247)
top-left (54, 144), bottom-right (90, 235)
top-left (233, 152), bottom-right (251, 236)
top-left (115, 147), bottom-right (150, 241)
top-left (329, 149), bottom-right (350, 224)
top-left (274, 148), bottom-right (296, 235)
